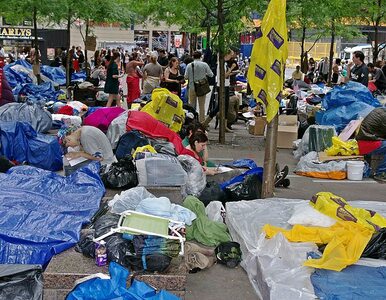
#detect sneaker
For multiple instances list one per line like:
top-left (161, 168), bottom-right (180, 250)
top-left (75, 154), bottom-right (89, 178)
top-left (185, 242), bottom-right (215, 256)
top-left (275, 165), bottom-right (289, 187)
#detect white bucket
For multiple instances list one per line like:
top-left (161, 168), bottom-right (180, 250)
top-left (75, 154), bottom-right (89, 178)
top-left (347, 161), bottom-right (365, 181)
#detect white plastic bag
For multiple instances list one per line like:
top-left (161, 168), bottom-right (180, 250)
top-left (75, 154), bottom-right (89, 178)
top-left (205, 201), bottom-right (225, 223)
top-left (178, 155), bottom-right (206, 196)
top-left (109, 186), bottom-right (155, 214)
top-left (287, 202), bottom-right (336, 227)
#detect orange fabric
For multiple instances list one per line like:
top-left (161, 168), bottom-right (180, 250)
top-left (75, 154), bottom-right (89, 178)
top-left (295, 171), bottom-right (346, 180)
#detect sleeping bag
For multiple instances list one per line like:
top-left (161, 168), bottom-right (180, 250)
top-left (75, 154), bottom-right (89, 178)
top-left (83, 107), bottom-right (125, 133)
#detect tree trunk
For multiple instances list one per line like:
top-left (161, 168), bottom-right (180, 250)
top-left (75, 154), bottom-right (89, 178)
top-left (217, 0), bottom-right (225, 143)
top-left (33, 6), bottom-right (41, 85)
top-left (373, 18), bottom-right (379, 64)
top-left (206, 9), bottom-right (211, 49)
top-left (261, 114), bottom-right (278, 198)
top-left (300, 26), bottom-right (307, 73)
top-left (327, 20), bottom-right (335, 87)
top-left (66, 10), bottom-right (71, 88)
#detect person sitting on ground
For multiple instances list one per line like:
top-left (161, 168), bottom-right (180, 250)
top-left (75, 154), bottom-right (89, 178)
top-left (367, 63), bottom-right (386, 92)
top-left (58, 124), bottom-right (117, 166)
top-left (182, 122), bottom-right (209, 165)
top-left (185, 131), bottom-right (219, 175)
top-left (356, 107), bottom-right (386, 182)
top-left (292, 65), bottom-right (303, 81)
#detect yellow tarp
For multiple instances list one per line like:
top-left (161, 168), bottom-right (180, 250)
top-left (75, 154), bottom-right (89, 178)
top-left (325, 137), bottom-right (359, 156)
top-left (132, 145), bottom-right (156, 158)
top-left (264, 221), bottom-right (373, 271)
top-left (247, 0), bottom-right (288, 122)
top-left (141, 88), bottom-right (185, 132)
top-left (310, 192), bottom-right (386, 231)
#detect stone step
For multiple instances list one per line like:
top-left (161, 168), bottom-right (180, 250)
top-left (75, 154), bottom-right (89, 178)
top-left (43, 248), bottom-right (186, 300)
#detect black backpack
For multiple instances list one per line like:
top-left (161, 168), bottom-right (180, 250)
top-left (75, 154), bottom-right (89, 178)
top-left (215, 241), bottom-right (242, 268)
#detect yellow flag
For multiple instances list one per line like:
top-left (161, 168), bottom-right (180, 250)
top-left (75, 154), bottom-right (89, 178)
top-left (247, 0), bottom-right (288, 123)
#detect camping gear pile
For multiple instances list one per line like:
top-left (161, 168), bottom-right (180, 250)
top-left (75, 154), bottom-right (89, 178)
top-left (285, 81), bottom-right (382, 180)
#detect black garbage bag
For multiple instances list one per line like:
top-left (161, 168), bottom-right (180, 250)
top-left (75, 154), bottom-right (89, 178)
top-left (362, 228), bottom-right (386, 259)
top-left (123, 253), bottom-right (172, 273)
top-left (100, 156), bottom-right (138, 189)
top-left (0, 265), bottom-right (43, 300)
top-left (75, 229), bottom-right (96, 258)
top-left (93, 213), bottom-right (135, 267)
top-left (198, 181), bottom-right (227, 206)
top-left (215, 241), bottom-right (242, 268)
top-left (224, 174), bottom-right (262, 202)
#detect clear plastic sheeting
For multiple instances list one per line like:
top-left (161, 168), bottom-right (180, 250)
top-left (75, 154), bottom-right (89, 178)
top-left (226, 198), bottom-right (317, 300)
top-left (108, 186), bottom-right (155, 214)
top-left (135, 152), bottom-right (187, 187)
top-left (294, 151), bottom-right (347, 180)
top-left (178, 155), bottom-right (206, 197)
top-left (106, 111), bottom-right (128, 149)
top-left (226, 198), bottom-right (386, 300)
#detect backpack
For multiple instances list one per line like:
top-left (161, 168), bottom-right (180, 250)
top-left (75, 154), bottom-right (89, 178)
top-left (115, 130), bottom-right (149, 160)
top-left (215, 241), bottom-right (242, 268)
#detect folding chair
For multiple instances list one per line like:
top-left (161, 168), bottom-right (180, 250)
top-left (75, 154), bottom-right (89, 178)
top-left (94, 210), bottom-right (186, 255)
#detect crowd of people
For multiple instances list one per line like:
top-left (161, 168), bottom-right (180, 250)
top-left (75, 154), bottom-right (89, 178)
top-left (291, 52), bottom-right (386, 94)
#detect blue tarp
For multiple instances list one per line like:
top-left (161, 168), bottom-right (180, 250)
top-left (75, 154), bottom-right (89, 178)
top-left (311, 264), bottom-right (386, 300)
top-left (0, 162), bottom-right (105, 266)
top-left (220, 167), bottom-right (264, 190)
top-left (41, 65), bottom-right (66, 86)
top-left (316, 81), bottom-right (381, 132)
top-left (67, 262), bottom-right (180, 300)
top-left (14, 81), bottom-right (61, 103)
top-left (0, 121), bottom-right (63, 171)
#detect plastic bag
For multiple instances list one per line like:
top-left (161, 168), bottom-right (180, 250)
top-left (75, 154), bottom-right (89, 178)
top-left (224, 174), bottom-right (262, 201)
top-left (178, 155), bottom-right (206, 197)
top-left (362, 228), bottom-right (386, 259)
top-left (294, 151), bottom-right (347, 179)
top-left (132, 144), bottom-right (157, 158)
top-left (109, 187), bottom-right (155, 214)
top-left (325, 136), bottom-right (359, 156)
top-left (198, 181), bottom-right (226, 207)
top-left (0, 265), bottom-right (43, 300)
top-left (93, 213), bottom-right (135, 266)
top-left (141, 88), bottom-right (185, 132)
top-left (287, 202), bottom-right (336, 227)
top-left (100, 156), bottom-right (138, 189)
top-left (205, 201), bottom-right (226, 223)
top-left (75, 229), bottom-right (96, 258)
top-left (310, 192), bottom-right (386, 231)
top-left (215, 241), bottom-right (242, 268)
top-left (67, 262), bottom-right (180, 300)
top-left (135, 152), bottom-right (187, 186)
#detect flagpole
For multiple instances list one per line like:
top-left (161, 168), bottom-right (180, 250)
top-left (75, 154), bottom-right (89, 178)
top-left (261, 114), bottom-right (278, 198)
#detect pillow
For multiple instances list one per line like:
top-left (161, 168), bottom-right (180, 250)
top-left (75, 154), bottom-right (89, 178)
top-left (288, 202), bottom-right (336, 227)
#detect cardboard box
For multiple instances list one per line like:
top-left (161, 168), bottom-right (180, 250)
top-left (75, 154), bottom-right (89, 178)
top-left (277, 115), bottom-right (298, 149)
top-left (248, 116), bottom-right (266, 136)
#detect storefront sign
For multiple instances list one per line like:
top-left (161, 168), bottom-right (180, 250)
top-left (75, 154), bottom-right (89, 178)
top-left (0, 27), bottom-right (32, 37)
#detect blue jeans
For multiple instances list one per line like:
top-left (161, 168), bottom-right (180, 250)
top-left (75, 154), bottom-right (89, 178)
top-left (369, 141), bottom-right (386, 175)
